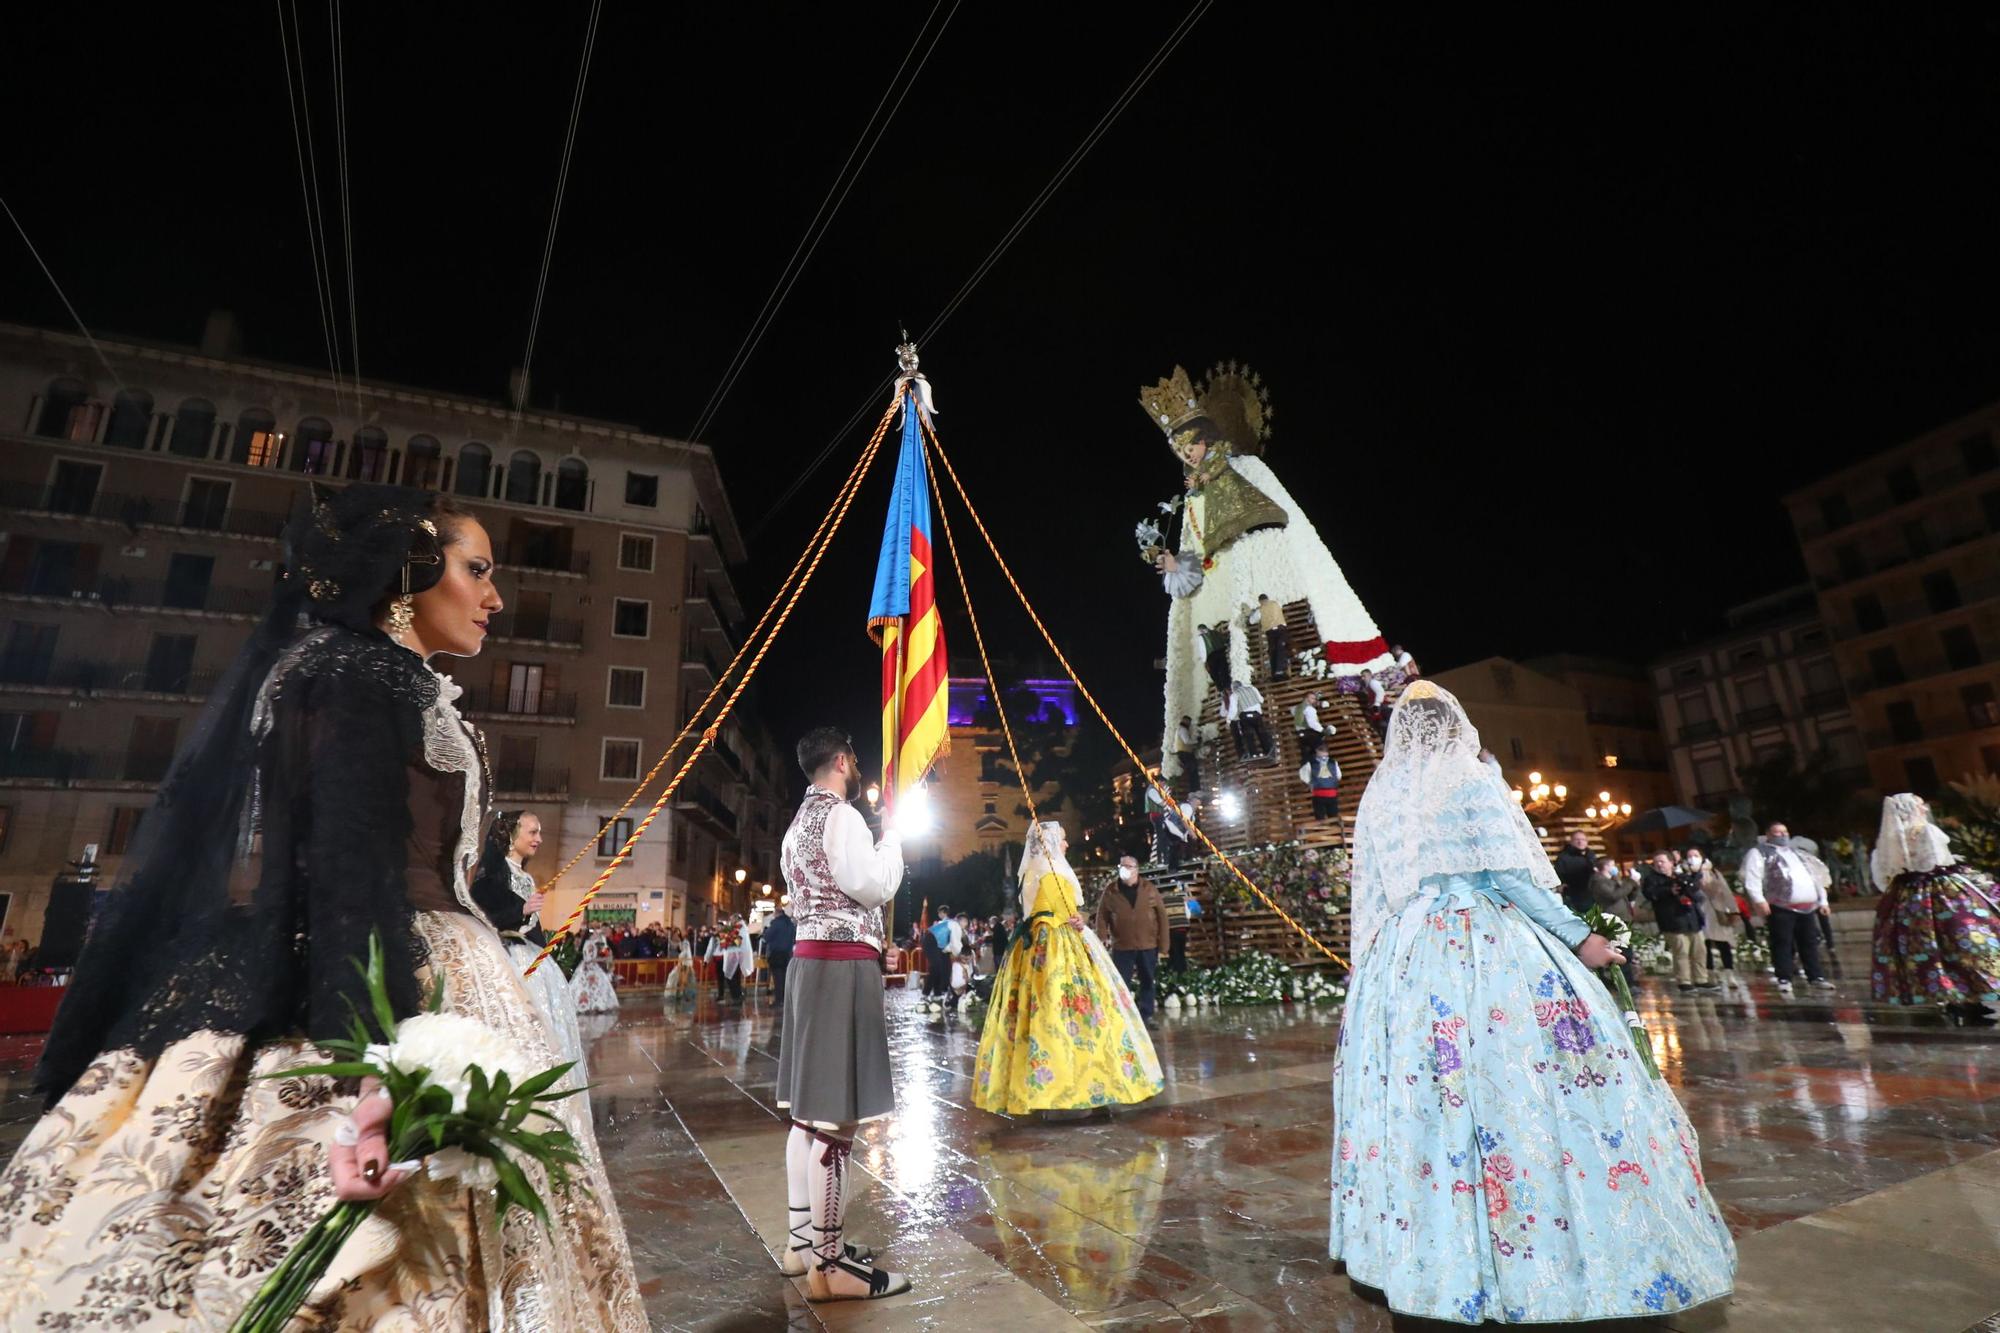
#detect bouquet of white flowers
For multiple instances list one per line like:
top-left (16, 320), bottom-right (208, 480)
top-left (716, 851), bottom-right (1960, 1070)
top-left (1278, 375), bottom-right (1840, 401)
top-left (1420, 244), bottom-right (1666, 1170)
top-left (1581, 906), bottom-right (1660, 1079)
top-left (228, 935), bottom-right (584, 1332)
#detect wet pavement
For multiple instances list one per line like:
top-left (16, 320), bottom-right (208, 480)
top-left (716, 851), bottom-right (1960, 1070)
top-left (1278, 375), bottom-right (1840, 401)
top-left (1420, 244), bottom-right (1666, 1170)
top-left (4, 967), bottom-right (1999, 1330)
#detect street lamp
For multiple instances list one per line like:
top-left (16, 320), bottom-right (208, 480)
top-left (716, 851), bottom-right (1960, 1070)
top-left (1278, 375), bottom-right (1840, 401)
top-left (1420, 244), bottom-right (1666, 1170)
top-left (1584, 791), bottom-right (1634, 828)
top-left (759, 882), bottom-right (773, 895)
top-left (1516, 772), bottom-right (1569, 820)
top-left (864, 783), bottom-right (881, 809)
top-left (733, 868), bottom-right (747, 885)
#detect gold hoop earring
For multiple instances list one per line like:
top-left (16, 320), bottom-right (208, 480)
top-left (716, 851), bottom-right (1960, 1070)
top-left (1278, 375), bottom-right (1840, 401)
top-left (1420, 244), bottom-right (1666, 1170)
top-left (387, 594), bottom-right (415, 638)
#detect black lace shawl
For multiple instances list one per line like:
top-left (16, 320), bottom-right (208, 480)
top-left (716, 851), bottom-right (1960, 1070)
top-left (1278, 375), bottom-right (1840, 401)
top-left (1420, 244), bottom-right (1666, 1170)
top-left (34, 624), bottom-right (447, 1103)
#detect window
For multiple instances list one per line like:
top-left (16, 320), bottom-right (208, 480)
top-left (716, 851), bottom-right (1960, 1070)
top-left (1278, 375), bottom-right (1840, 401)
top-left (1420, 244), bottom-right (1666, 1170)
top-left (1985, 745), bottom-right (2000, 776)
top-left (105, 389), bottom-right (154, 449)
top-left (1866, 645), bottom-right (1904, 687)
top-left (1672, 662), bottom-right (1700, 681)
top-left (1823, 729), bottom-right (1865, 768)
top-left (1985, 489), bottom-right (2000, 534)
top-left (495, 736), bottom-right (538, 792)
top-left (48, 460), bottom-right (102, 516)
top-left (12, 539), bottom-right (99, 597)
top-left (163, 553), bottom-right (214, 610)
top-left (602, 738), bottom-right (641, 782)
top-left (1850, 593), bottom-right (1886, 634)
top-left (0, 806), bottom-right (10, 855)
top-left (510, 589), bottom-right (553, 641)
top-left (1885, 465), bottom-right (1920, 505)
top-left (508, 522), bottom-right (574, 573)
top-left (1734, 646), bottom-right (1765, 666)
top-left (350, 427), bottom-right (389, 482)
top-left (607, 667), bottom-right (646, 709)
top-left (1963, 682), bottom-right (2000, 728)
top-left (1886, 700), bottom-right (1922, 744)
top-left (1923, 570), bottom-right (1961, 614)
top-left (554, 458), bottom-right (589, 512)
top-left (1819, 494), bottom-right (1852, 531)
top-left (143, 634), bottom-right (197, 694)
top-left (505, 663), bottom-right (547, 715)
top-left (1902, 755), bottom-right (1940, 796)
top-left (612, 598), bottom-right (650, 638)
top-left (456, 443), bottom-right (493, 497)
top-left (982, 800), bottom-right (997, 815)
top-left (1802, 656), bottom-right (1841, 694)
top-left (1508, 737), bottom-right (1523, 761)
top-left (1, 623), bottom-right (57, 685)
top-left (105, 807), bottom-right (146, 855)
top-left (125, 717), bottom-right (181, 783)
top-left (182, 477), bottom-right (231, 531)
top-left (1834, 544), bottom-right (1865, 582)
top-left (597, 816), bottom-right (634, 859)
top-left (169, 398), bottom-right (216, 459)
top-left (625, 471), bottom-right (659, 507)
top-left (1678, 691), bottom-right (1713, 724)
top-left (1904, 518), bottom-right (1934, 559)
top-left (1941, 626), bottom-right (1981, 672)
top-left (1963, 431), bottom-right (1999, 476)
top-left (505, 450), bottom-right (542, 505)
top-left (1693, 756), bottom-right (1731, 796)
top-left (294, 417), bottom-right (334, 474)
top-left (1736, 675), bottom-right (1774, 711)
top-left (618, 534), bottom-right (654, 572)
top-left (405, 436), bottom-right (442, 489)
top-left (234, 408), bottom-right (279, 466)
top-left (672, 820), bottom-right (690, 868)
top-left (36, 378), bottom-right (88, 438)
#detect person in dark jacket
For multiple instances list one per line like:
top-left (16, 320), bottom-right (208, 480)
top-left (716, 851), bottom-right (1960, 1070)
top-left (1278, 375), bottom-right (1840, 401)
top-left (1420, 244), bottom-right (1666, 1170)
top-left (1642, 852), bottom-right (1717, 992)
top-left (1093, 856), bottom-right (1172, 1020)
top-left (1553, 831), bottom-right (1597, 916)
top-left (761, 906), bottom-right (796, 1007)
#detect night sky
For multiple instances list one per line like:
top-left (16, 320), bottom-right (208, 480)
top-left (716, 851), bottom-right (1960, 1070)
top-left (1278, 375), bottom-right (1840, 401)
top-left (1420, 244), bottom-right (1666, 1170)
top-left (8, 7), bottom-right (2000, 761)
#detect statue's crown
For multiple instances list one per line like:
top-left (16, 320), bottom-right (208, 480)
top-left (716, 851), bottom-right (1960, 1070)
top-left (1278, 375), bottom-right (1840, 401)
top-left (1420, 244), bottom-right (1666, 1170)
top-left (1137, 365), bottom-right (1205, 434)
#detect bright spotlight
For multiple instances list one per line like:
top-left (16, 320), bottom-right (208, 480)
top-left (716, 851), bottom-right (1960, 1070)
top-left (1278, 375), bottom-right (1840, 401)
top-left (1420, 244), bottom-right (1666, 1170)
top-left (893, 786), bottom-right (934, 837)
top-left (1215, 790), bottom-right (1242, 821)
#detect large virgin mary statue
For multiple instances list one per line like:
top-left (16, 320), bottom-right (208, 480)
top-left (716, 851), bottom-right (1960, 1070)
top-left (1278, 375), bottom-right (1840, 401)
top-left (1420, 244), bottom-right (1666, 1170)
top-left (1139, 364), bottom-right (1394, 780)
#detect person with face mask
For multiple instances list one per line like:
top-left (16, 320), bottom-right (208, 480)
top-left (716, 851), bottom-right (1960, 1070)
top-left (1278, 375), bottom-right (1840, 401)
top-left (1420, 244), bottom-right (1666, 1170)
top-left (1688, 849), bottom-right (1743, 979)
top-left (1740, 822), bottom-right (1833, 994)
top-left (1093, 855), bottom-right (1172, 1021)
top-left (771, 727), bottom-right (910, 1301)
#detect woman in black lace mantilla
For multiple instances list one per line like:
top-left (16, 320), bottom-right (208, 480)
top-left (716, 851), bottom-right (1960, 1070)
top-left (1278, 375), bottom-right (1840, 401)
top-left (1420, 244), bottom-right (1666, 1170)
top-left (2, 483), bottom-right (644, 1331)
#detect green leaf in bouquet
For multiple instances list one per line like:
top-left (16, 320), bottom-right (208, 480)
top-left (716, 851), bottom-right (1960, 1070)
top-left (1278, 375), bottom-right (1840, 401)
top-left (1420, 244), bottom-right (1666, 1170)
top-left (490, 1152), bottom-right (551, 1231)
top-left (465, 1066), bottom-right (494, 1125)
top-left (360, 934), bottom-right (398, 1041)
top-left (426, 970), bottom-right (447, 1014)
top-left (509, 1062), bottom-right (576, 1102)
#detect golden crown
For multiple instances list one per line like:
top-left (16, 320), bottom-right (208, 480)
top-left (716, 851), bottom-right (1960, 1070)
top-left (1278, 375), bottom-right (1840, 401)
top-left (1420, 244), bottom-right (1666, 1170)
top-left (1137, 365), bottom-right (1205, 434)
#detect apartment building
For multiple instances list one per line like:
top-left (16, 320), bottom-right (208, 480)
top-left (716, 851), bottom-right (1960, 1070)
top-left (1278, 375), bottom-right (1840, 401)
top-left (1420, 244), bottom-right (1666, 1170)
top-left (1783, 408), bottom-right (2000, 794)
top-left (0, 317), bottom-right (784, 947)
top-left (1649, 587), bottom-right (1863, 810)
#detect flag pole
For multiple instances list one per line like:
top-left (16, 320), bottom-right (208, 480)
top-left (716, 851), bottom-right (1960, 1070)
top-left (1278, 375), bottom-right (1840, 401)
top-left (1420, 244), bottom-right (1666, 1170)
top-left (885, 612), bottom-right (905, 952)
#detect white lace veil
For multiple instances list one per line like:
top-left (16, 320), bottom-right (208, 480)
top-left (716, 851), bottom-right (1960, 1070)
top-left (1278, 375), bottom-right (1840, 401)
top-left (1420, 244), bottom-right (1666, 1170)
top-left (1019, 820), bottom-right (1075, 916)
top-left (1871, 792), bottom-right (1957, 886)
top-left (1348, 682), bottom-right (1560, 960)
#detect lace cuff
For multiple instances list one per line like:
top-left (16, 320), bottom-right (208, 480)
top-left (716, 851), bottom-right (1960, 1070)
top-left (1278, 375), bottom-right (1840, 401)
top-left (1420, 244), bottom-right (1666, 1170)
top-left (1162, 552), bottom-right (1204, 598)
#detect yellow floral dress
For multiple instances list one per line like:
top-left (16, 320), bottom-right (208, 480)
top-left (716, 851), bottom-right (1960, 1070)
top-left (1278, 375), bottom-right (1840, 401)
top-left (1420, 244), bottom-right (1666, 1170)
top-left (973, 872), bottom-right (1164, 1113)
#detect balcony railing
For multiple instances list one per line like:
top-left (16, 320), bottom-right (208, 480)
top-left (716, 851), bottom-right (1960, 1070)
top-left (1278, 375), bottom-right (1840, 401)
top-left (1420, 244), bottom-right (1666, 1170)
top-left (0, 656), bottom-right (218, 697)
top-left (0, 481), bottom-right (290, 540)
top-left (508, 546), bottom-right (591, 577)
top-left (1734, 703), bottom-right (1785, 727)
top-left (0, 573), bottom-right (266, 618)
top-left (492, 765), bottom-right (570, 797)
top-left (0, 748), bottom-right (85, 781)
top-left (1678, 720), bottom-right (1721, 742)
top-left (674, 784), bottom-right (738, 836)
top-left (487, 613), bottom-right (584, 646)
top-left (455, 686), bottom-right (579, 720)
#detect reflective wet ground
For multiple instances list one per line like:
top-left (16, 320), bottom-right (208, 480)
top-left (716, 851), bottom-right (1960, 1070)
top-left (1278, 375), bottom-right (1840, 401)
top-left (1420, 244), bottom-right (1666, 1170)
top-left (4, 967), bottom-right (1999, 1331)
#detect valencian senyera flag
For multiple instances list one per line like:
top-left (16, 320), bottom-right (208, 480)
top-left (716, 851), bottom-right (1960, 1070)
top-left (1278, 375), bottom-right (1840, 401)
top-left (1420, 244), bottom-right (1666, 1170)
top-left (866, 382), bottom-right (948, 803)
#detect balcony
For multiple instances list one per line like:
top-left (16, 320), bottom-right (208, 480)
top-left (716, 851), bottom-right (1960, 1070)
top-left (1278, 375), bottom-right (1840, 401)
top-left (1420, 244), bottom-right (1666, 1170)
top-left (487, 613), bottom-right (584, 647)
top-left (0, 748), bottom-right (85, 782)
top-left (1792, 459), bottom-right (1984, 542)
top-left (492, 765), bottom-right (570, 798)
top-left (0, 656), bottom-right (218, 698)
top-left (674, 784), bottom-right (739, 837)
top-left (1800, 687), bottom-right (1849, 715)
top-left (507, 545), bottom-right (591, 578)
top-left (1678, 720), bottom-right (1721, 743)
top-left (0, 481), bottom-right (289, 541)
top-left (0, 573), bottom-right (266, 619)
top-left (1833, 575), bottom-right (2000, 642)
top-left (1735, 703), bottom-right (1785, 728)
top-left (455, 686), bottom-right (578, 722)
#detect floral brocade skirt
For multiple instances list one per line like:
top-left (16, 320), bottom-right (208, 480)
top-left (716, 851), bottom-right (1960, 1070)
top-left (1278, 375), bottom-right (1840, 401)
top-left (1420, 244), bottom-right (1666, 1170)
top-left (1871, 867), bottom-right (2000, 1006)
top-left (972, 918), bottom-right (1163, 1114)
top-left (0, 912), bottom-right (645, 1331)
top-left (1330, 886), bottom-right (1735, 1324)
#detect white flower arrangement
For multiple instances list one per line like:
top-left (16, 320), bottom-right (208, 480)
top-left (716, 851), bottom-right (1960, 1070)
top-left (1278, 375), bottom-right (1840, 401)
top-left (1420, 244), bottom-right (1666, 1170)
top-left (1157, 950), bottom-right (1346, 1007)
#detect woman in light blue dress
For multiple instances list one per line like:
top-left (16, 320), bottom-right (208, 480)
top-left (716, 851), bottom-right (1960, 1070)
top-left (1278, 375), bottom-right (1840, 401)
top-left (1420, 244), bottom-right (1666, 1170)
top-left (1331, 683), bottom-right (1735, 1324)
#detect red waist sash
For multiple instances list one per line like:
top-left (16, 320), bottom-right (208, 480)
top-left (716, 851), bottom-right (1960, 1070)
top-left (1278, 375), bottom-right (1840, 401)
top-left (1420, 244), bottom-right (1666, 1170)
top-left (796, 941), bottom-right (881, 961)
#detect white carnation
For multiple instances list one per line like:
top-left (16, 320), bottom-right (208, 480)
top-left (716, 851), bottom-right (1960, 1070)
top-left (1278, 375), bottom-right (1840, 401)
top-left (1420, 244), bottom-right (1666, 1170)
top-left (371, 1013), bottom-right (532, 1115)
top-left (426, 1145), bottom-right (500, 1189)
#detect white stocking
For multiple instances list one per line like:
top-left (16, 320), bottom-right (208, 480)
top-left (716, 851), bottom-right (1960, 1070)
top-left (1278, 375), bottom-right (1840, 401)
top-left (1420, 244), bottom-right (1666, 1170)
top-left (785, 1122), bottom-right (813, 1260)
top-left (807, 1127), bottom-right (854, 1271)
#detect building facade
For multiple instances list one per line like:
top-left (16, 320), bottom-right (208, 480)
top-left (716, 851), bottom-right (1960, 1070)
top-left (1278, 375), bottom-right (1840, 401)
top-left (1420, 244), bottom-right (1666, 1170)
top-left (0, 318), bottom-right (783, 948)
top-left (928, 676), bottom-right (1079, 867)
top-left (1648, 587), bottom-right (1863, 812)
top-left (1783, 409), bottom-right (2000, 794)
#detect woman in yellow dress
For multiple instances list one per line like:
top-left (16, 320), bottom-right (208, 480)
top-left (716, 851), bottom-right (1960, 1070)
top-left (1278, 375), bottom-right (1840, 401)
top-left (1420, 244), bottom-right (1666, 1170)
top-left (974, 822), bottom-right (1164, 1114)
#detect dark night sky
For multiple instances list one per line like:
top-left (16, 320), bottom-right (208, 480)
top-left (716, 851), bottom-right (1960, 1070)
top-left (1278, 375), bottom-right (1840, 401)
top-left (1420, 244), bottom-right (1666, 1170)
top-left (8, 7), bottom-right (2000, 759)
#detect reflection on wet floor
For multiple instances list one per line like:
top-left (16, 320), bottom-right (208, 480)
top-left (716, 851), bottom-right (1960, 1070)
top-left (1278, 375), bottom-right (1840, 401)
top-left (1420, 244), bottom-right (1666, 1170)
top-left (3, 969), bottom-right (1998, 1330)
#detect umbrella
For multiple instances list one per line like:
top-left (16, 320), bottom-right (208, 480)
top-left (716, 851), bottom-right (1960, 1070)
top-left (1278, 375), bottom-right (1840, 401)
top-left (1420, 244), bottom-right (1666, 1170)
top-left (1618, 805), bottom-right (1718, 836)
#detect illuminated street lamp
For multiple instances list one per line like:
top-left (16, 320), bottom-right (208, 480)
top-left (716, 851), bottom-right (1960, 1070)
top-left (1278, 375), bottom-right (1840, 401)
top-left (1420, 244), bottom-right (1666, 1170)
top-left (733, 868), bottom-right (748, 885)
top-left (759, 882), bottom-right (773, 895)
top-left (864, 783), bottom-right (881, 809)
top-left (1513, 771), bottom-right (1569, 820)
top-left (1584, 790), bottom-right (1635, 827)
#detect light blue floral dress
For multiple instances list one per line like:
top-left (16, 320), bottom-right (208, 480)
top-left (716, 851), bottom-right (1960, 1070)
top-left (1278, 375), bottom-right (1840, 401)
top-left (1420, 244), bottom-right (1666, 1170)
top-left (1330, 841), bottom-right (1737, 1321)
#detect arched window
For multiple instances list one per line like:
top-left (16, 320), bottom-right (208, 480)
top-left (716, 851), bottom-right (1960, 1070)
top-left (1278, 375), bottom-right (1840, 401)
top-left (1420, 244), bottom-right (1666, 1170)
top-left (405, 435), bottom-right (442, 489)
top-left (168, 397), bottom-right (216, 459)
top-left (554, 456), bottom-right (589, 511)
top-left (233, 407), bottom-right (279, 466)
top-left (294, 417), bottom-right (334, 474)
top-left (456, 442), bottom-right (493, 497)
top-left (36, 378), bottom-right (89, 439)
top-left (504, 450), bottom-right (542, 505)
top-left (105, 389), bottom-right (155, 449)
top-left (349, 426), bottom-right (389, 482)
